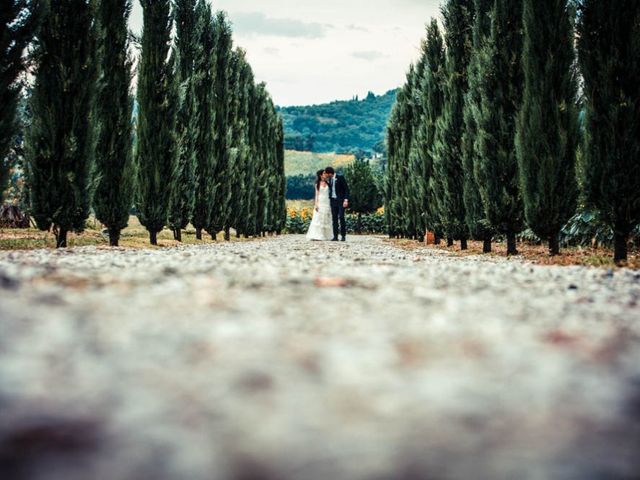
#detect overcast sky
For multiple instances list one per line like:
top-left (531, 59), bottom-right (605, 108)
top-left (130, 0), bottom-right (442, 107)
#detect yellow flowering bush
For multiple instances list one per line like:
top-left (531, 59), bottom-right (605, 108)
top-left (285, 202), bottom-right (387, 235)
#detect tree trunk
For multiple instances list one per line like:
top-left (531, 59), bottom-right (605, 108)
top-left (447, 237), bottom-right (454, 247)
top-left (236, 231), bottom-right (241, 239)
top-left (614, 232), bottom-right (628, 264)
top-left (150, 231), bottom-right (158, 246)
top-left (196, 228), bottom-right (202, 240)
top-left (483, 235), bottom-right (492, 254)
top-left (224, 228), bottom-right (230, 241)
top-left (548, 234), bottom-right (560, 256)
top-left (174, 229), bottom-right (182, 242)
top-left (109, 228), bottom-right (120, 247)
top-left (460, 238), bottom-right (468, 251)
top-left (211, 232), bottom-right (217, 241)
top-left (506, 231), bottom-right (518, 255)
top-left (56, 228), bottom-right (68, 248)
top-left (435, 233), bottom-right (441, 245)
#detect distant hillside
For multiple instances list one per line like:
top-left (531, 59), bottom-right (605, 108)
top-left (284, 150), bottom-right (356, 200)
top-left (278, 89), bottom-right (398, 154)
top-left (285, 150), bottom-right (355, 177)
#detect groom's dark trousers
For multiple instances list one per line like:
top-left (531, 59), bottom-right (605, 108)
top-left (331, 199), bottom-right (347, 240)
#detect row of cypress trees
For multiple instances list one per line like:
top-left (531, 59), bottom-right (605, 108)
top-left (386, 0), bottom-right (639, 262)
top-left (11, 0), bottom-right (284, 248)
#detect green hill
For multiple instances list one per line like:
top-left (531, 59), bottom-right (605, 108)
top-left (278, 89), bottom-right (398, 155)
top-left (284, 150), bottom-right (357, 200)
top-left (284, 150), bottom-right (356, 177)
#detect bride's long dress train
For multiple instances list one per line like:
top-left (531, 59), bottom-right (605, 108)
top-left (306, 185), bottom-right (333, 241)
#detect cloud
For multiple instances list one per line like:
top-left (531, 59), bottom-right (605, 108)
top-left (263, 47), bottom-right (280, 56)
top-left (347, 24), bottom-right (369, 32)
top-left (230, 12), bottom-right (329, 38)
top-left (351, 50), bottom-right (386, 61)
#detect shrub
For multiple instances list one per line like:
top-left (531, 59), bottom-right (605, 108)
top-left (285, 204), bottom-right (386, 235)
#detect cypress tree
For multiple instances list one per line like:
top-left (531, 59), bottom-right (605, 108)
top-left (256, 87), bottom-right (273, 236)
top-left (26, 0), bottom-right (97, 248)
top-left (241, 76), bottom-right (258, 238)
top-left (386, 87), bottom-right (411, 238)
top-left (207, 11), bottom-right (232, 240)
top-left (431, 0), bottom-right (474, 249)
top-left (385, 104), bottom-right (401, 238)
top-left (397, 67), bottom-right (418, 239)
top-left (191, 0), bottom-right (214, 241)
top-left (253, 83), bottom-right (269, 237)
top-left (578, 0), bottom-right (640, 263)
top-left (1, 1), bottom-right (39, 196)
top-left (516, 0), bottom-right (578, 256)
top-left (93, 0), bottom-right (134, 247)
top-left (408, 55), bottom-right (428, 240)
top-left (168, 0), bottom-right (197, 242)
top-left (263, 111), bottom-right (277, 234)
top-left (243, 81), bottom-right (260, 238)
top-left (475, 0), bottom-right (525, 255)
top-left (461, 0), bottom-right (493, 253)
top-left (265, 104), bottom-right (279, 235)
top-left (227, 48), bottom-right (248, 238)
top-left (274, 117), bottom-right (287, 235)
top-left (135, 0), bottom-right (176, 245)
top-left (225, 49), bottom-right (253, 238)
top-left (421, 20), bottom-right (446, 243)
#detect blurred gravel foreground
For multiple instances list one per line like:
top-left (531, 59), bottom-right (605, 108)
top-left (0, 235), bottom-right (639, 480)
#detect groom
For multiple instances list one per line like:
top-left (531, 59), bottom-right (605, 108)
top-left (325, 167), bottom-right (350, 242)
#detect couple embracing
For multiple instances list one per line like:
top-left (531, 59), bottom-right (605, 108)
top-left (306, 166), bottom-right (350, 242)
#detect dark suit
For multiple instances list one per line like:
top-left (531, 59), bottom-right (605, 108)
top-left (328, 175), bottom-right (350, 240)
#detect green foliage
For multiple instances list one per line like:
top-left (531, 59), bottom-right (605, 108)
top-left (578, 0), bottom-right (640, 262)
top-left (279, 89), bottom-right (397, 154)
top-left (227, 48), bottom-right (249, 238)
top-left (93, 0), bottom-right (134, 247)
top-left (1, 0), bottom-right (39, 198)
top-left (474, 0), bottom-right (524, 252)
top-left (286, 210), bottom-right (386, 235)
top-left (190, 0), bottom-right (215, 239)
top-left (286, 174), bottom-right (315, 200)
top-left (345, 158), bottom-right (382, 216)
top-left (561, 209), bottom-right (640, 250)
top-left (207, 10), bottom-right (232, 238)
top-left (274, 119), bottom-right (287, 233)
top-left (461, 0), bottom-right (493, 245)
top-left (2, 91), bottom-right (31, 206)
top-left (516, 0), bottom-right (579, 255)
top-left (26, 0), bottom-right (97, 248)
top-left (417, 20), bottom-right (446, 238)
top-left (168, 0), bottom-right (198, 237)
top-left (135, 0), bottom-right (177, 244)
top-left (431, 0), bottom-right (474, 243)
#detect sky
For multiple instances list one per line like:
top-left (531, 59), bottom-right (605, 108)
top-left (130, 0), bottom-right (442, 107)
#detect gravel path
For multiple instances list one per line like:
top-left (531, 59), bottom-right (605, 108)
top-left (0, 235), bottom-right (639, 480)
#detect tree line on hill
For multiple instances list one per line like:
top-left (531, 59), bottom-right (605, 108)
top-left (386, 0), bottom-right (639, 263)
top-left (279, 90), bottom-right (396, 155)
top-left (1, 0), bottom-right (286, 247)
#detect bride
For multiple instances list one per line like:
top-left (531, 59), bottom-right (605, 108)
top-left (306, 169), bottom-right (333, 241)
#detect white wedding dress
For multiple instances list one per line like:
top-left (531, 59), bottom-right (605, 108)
top-left (306, 184), bottom-right (333, 241)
